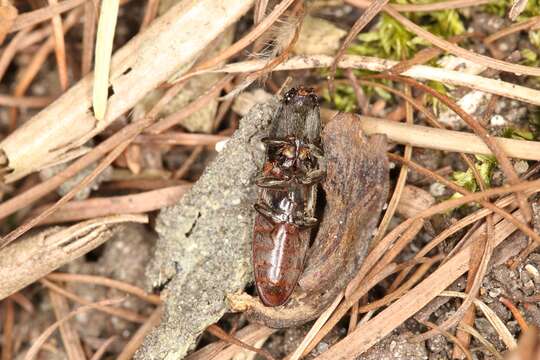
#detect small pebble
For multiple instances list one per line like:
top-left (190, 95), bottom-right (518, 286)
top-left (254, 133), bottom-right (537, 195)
top-left (215, 139), bottom-right (229, 152)
top-left (489, 288), bottom-right (502, 298)
top-left (525, 264), bottom-right (540, 283)
top-left (430, 182), bottom-right (446, 197)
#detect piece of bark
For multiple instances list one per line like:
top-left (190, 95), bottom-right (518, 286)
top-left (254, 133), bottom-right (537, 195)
top-left (0, 0), bottom-right (254, 183)
top-left (228, 113), bottom-right (389, 328)
top-left (0, 214), bottom-right (148, 300)
top-left (135, 100), bottom-right (278, 360)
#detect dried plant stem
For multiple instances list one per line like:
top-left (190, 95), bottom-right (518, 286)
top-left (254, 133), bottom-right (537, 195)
top-left (209, 54), bottom-right (540, 106)
top-left (358, 115), bottom-right (540, 161)
top-left (93, 0), bottom-right (120, 121)
top-left (314, 214), bottom-right (521, 360)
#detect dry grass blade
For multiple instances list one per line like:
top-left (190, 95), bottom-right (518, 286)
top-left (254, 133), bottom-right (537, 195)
top-left (414, 214), bottom-right (494, 343)
top-left (500, 296), bottom-right (530, 332)
top-left (23, 298), bottom-right (125, 360)
top-left (47, 272), bottom-right (161, 305)
top-left (0, 76), bottom-right (189, 229)
top-left (441, 291), bottom-right (517, 349)
top-left (192, 0), bottom-right (295, 73)
top-left (359, 116), bottom-right (540, 160)
top-left (0, 25), bottom-right (31, 82)
top-left (140, 0), bottom-right (160, 30)
top-left (1, 0), bottom-right (254, 183)
top-left (0, 94), bottom-right (52, 107)
top-left (116, 307), bottom-right (163, 360)
top-left (93, 0), bottom-right (120, 121)
top-left (30, 184), bottom-right (190, 224)
top-left (1, 131), bottom-right (131, 246)
top-left (185, 325), bottom-right (276, 360)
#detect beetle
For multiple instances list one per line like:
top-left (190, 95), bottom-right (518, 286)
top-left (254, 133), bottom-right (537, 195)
top-left (252, 87), bottom-right (325, 307)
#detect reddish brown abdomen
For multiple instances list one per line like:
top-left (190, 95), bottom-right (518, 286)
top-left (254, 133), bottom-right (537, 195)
top-left (253, 217), bottom-right (310, 306)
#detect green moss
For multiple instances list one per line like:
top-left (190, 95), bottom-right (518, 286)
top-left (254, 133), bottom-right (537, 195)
top-left (451, 154), bottom-right (497, 193)
top-left (502, 127), bottom-right (535, 140)
top-left (322, 84), bottom-right (357, 112)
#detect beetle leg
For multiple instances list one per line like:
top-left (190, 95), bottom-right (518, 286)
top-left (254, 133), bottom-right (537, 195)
top-left (298, 169), bottom-right (326, 185)
top-left (261, 137), bottom-right (291, 147)
top-left (255, 176), bottom-right (291, 189)
top-left (295, 215), bottom-right (319, 228)
top-left (254, 203), bottom-right (285, 223)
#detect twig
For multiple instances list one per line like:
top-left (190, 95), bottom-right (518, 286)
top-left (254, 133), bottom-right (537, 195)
top-left (208, 54), bottom-right (540, 106)
top-left (30, 184), bottom-right (190, 224)
top-left (0, 214), bottom-right (148, 300)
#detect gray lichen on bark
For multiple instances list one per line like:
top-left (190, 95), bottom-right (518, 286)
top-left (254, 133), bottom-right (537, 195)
top-left (135, 99), bottom-right (279, 360)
